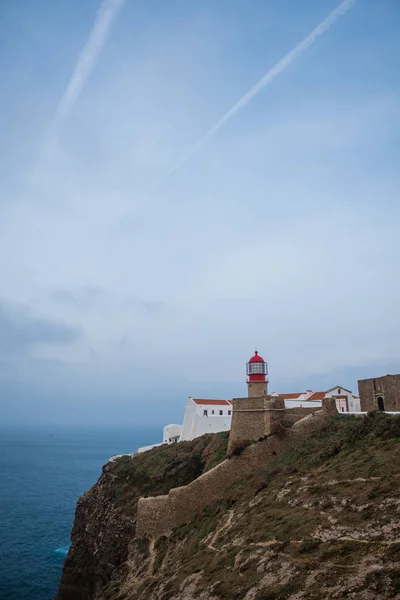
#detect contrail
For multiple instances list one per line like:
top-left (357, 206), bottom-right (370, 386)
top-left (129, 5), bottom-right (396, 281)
top-left (152, 0), bottom-right (356, 190)
top-left (43, 0), bottom-right (125, 159)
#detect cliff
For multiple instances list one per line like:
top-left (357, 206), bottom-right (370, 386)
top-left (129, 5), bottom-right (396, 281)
top-left (55, 432), bottom-right (229, 600)
top-left (56, 413), bottom-right (400, 600)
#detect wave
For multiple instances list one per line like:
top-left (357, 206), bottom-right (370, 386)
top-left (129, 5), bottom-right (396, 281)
top-left (54, 544), bottom-right (71, 556)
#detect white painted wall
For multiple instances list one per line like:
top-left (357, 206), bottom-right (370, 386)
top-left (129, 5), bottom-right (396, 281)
top-left (284, 399), bottom-right (323, 409)
top-left (189, 398), bottom-right (232, 417)
top-left (326, 387), bottom-right (361, 413)
top-left (180, 398), bottom-right (232, 441)
top-left (163, 424), bottom-right (182, 443)
top-left (137, 443), bottom-right (163, 454)
top-left (181, 397), bottom-right (197, 441)
top-left (181, 413), bottom-right (231, 440)
top-left (271, 391), bottom-right (318, 405)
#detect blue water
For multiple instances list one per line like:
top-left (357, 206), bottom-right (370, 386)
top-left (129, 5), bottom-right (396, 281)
top-left (0, 426), bottom-right (160, 600)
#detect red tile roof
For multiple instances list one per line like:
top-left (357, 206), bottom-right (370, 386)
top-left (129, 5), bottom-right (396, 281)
top-left (307, 392), bottom-right (325, 401)
top-left (192, 399), bottom-right (232, 406)
top-left (279, 393), bottom-right (302, 399)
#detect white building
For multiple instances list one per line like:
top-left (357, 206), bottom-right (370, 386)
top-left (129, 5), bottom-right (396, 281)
top-left (163, 423), bottom-right (183, 444)
top-left (180, 398), bottom-right (232, 441)
top-left (137, 350), bottom-right (361, 454)
top-left (137, 386), bottom-right (361, 453)
top-left (138, 398), bottom-right (232, 453)
top-left (272, 390), bottom-right (324, 408)
top-left (325, 386), bottom-right (361, 413)
top-left (271, 386), bottom-right (360, 413)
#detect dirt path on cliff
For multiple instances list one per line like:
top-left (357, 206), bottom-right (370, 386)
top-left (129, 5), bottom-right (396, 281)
top-left (206, 509), bottom-right (235, 552)
top-left (147, 539), bottom-right (156, 575)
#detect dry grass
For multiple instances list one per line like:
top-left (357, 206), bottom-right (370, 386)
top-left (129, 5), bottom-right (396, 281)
top-left (127, 413), bottom-right (400, 600)
top-left (107, 430), bottom-right (230, 512)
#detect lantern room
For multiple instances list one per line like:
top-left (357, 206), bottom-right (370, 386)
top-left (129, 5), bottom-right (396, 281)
top-left (246, 351), bottom-right (268, 381)
top-left (246, 351), bottom-right (269, 397)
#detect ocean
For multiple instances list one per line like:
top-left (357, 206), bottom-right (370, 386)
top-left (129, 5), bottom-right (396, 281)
top-left (0, 425), bottom-right (160, 600)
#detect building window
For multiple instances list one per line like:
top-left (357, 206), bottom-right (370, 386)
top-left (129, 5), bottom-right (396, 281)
top-left (338, 388), bottom-right (341, 394)
top-left (219, 410), bottom-right (223, 415)
top-left (228, 410), bottom-right (232, 415)
top-left (212, 410), bottom-right (215, 414)
top-left (203, 409), bottom-right (208, 416)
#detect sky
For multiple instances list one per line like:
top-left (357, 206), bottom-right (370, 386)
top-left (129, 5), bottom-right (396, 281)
top-left (1, 0), bottom-right (399, 427)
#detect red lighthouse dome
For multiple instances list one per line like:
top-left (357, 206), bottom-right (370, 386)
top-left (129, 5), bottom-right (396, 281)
top-left (246, 351), bottom-right (268, 381)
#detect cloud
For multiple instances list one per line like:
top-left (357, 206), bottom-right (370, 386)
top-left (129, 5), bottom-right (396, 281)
top-left (120, 295), bottom-right (166, 315)
top-left (52, 286), bottom-right (104, 310)
top-left (0, 0), bottom-right (399, 425)
top-left (0, 299), bottom-right (82, 353)
top-left (53, 287), bottom-right (167, 315)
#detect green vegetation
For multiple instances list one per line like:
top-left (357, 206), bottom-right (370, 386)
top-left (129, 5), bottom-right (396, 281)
top-left (107, 430), bottom-right (230, 513)
top-left (227, 439), bottom-right (252, 457)
top-left (131, 413), bottom-right (400, 600)
top-left (152, 536), bottom-right (169, 574)
top-left (66, 413), bottom-right (400, 600)
top-left (263, 411), bottom-right (400, 481)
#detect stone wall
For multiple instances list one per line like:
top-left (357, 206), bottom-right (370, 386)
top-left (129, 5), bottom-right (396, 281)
top-left (228, 396), bottom-right (275, 451)
top-left (136, 434), bottom-right (286, 538)
top-left (136, 405), bottom-right (335, 539)
top-left (283, 406), bottom-right (324, 423)
top-left (358, 374), bottom-right (400, 412)
top-left (322, 396), bottom-right (340, 416)
top-left (227, 395), bottom-right (322, 453)
top-left (247, 380), bottom-right (268, 397)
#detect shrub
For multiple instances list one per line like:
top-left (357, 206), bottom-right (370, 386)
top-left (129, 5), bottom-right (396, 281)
top-left (153, 536), bottom-right (169, 574)
top-left (228, 440), bottom-right (251, 457)
top-left (297, 538), bottom-right (321, 553)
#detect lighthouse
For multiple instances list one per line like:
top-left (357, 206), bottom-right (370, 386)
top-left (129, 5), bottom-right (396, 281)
top-left (246, 351), bottom-right (268, 397)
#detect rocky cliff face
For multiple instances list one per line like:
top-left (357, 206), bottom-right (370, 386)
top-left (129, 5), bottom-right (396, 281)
top-left (55, 432), bottom-right (229, 600)
top-left (56, 414), bottom-right (400, 600)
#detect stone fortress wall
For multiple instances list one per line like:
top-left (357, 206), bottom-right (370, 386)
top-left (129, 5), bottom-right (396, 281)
top-left (358, 374), bottom-right (400, 412)
top-left (227, 395), bottom-right (319, 453)
top-left (136, 398), bottom-right (337, 538)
